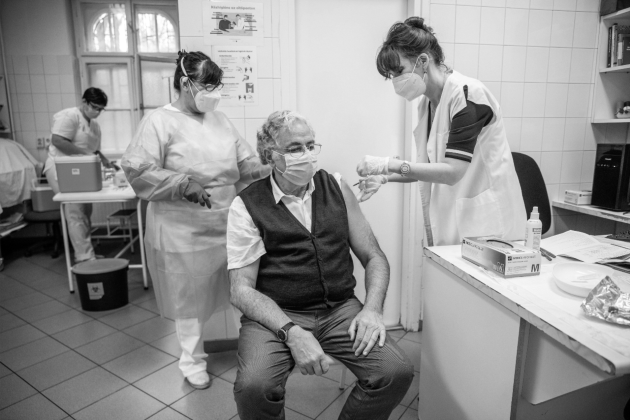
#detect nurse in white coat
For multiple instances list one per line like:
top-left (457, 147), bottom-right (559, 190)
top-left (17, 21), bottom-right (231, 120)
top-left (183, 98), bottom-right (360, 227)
top-left (356, 17), bottom-right (526, 246)
top-left (122, 51), bottom-right (270, 389)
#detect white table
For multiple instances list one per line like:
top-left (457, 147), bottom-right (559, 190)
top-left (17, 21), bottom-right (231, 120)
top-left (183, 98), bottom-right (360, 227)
top-left (53, 186), bottom-right (148, 293)
top-left (419, 244), bottom-right (630, 420)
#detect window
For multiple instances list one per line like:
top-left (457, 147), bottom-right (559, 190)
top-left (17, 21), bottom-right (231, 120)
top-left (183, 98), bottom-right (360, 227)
top-left (72, 0), bottom-right (179, 155)
top-left (136, 9), bottom-right (178, 53)
top-left (83, 3), bottom-right (129, 52)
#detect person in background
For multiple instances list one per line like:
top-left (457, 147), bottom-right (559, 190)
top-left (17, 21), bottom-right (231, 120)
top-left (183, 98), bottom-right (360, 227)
top-left (356, 17), bottom-right (526, 246)
top-left (43, 87), bottom-right (113, 263)
top-left (122, 50), bottom-right (270, 390)
top-left (228, 111), bottom-right (413, 419)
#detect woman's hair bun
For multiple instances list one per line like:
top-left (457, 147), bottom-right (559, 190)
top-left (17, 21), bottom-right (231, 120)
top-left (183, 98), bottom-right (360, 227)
top-left (405, 17), bottom-right (425, 30)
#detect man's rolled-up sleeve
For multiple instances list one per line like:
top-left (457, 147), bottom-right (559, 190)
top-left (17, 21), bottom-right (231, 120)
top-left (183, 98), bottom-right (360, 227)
top-left (227, 196), bottom-right (267, 270)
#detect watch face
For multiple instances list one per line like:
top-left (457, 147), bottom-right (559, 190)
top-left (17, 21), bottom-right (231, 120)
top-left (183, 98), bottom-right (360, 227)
top-left (277, 329), bottom-right (287, 342)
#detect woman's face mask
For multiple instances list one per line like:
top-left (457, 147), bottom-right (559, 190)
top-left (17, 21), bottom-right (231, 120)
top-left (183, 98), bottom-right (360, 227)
top-left (273, 150), bottom-right (318, 186)
top-left (392, 55), bottom-right (426, 101)
top-left (189, 81), bottom-right (221, 113)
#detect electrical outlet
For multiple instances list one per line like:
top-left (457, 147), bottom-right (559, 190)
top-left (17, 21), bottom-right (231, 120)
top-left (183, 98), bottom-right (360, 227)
top-left (37, 137), bottom-right (45, 149)
top-left (44, 137), bottom-right (51, 146)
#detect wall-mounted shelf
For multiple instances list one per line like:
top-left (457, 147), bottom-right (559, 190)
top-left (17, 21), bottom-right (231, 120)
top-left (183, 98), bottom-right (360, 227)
top-left (603, 6), bottom-right (630, 21)
top-left (592, 7), bottom-right (630, 123)
top-left (600, 64), bottom-right (630, 73)
top-left (592, 118), bottom-right (630, 123)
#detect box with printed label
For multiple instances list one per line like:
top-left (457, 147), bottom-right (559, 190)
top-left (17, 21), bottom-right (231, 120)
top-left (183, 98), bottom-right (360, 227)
top-left (55, 155), bottom-right (102, 193)
top-left (564, 190), bottom-right (592, 205)
top-left (461, 236), bottom-right (541, 278)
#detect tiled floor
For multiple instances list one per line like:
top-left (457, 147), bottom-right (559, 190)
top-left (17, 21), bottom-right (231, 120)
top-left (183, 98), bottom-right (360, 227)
top-left (0, 252), bottom-right (421, 420)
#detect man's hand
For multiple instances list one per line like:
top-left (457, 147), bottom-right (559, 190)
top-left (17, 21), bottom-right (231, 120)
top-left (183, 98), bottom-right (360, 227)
top-left (286, 326), bottom-right (334, 376)
top-left (348, 308), bottom-right (386, 357)
top-left (183, 179), bottom-right (212, 207)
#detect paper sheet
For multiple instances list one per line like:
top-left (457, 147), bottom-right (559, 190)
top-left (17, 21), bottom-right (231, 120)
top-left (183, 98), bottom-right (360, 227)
top-left (541, 230), bottom-right (630, 264)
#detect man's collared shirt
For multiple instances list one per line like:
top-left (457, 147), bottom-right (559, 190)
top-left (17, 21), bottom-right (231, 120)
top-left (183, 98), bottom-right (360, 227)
top-left (227, 170), bottom-right (342, 270)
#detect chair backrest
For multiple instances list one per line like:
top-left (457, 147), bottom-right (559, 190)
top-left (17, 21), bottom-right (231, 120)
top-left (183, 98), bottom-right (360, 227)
top-left (511, 152), bottom-right (551, 235)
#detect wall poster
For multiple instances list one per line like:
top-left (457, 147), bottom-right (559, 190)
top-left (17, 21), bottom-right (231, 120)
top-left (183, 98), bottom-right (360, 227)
top-left (203, 1), bottom-right (264, 46)
top-left (212, 46), bottom-right (258, 106)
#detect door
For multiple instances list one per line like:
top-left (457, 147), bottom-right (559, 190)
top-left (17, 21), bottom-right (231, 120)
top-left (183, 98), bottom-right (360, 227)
top-left (295, 0), bottom-right (409, 327)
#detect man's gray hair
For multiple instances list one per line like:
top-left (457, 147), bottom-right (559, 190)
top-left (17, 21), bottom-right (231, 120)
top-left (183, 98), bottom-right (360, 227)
top-left (256, 110), bottom-right (315, 165)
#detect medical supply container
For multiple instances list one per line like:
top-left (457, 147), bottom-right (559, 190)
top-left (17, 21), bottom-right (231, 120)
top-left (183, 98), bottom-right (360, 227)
top-left (525, 206), bottom-right (542, 251)
top-left (55, 155), bottom-right (102, 193)
top-left (73, 258), bottom-right (129, 311)
top-left (31, 180), bottom-right (60, 212)
top-left (564, 190), bottom-right (592, 205)
top-left (462, 236), bottom-right (541, 278)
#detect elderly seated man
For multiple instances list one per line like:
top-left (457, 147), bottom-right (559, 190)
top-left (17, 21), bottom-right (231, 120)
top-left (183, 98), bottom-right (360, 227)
top-left (227, 110), bottom-right (414, 420)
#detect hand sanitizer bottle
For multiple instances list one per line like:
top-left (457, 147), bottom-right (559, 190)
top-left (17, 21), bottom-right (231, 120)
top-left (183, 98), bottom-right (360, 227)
top-left (525, 206), bottom-right (542, 251)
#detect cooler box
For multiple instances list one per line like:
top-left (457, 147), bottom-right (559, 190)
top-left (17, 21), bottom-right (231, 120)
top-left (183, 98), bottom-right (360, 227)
top-left (55, 155), bottom-right (102, 193)
top-left (31, 179), bottom-right (60, 212)
top-left (73, 258), bottom-right (129, 311)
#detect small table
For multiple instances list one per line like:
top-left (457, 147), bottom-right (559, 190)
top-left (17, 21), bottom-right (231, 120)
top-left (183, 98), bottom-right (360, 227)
top-left (53, 186), bottom-right (148, 293)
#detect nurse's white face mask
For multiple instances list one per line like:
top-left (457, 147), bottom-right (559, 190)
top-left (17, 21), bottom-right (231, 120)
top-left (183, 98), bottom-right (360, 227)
top-left (189, 82), bottom-right (221, 113)
top-left (392, 55), bottom-right (427, 101)
top-left (180, 57), bottom-right (221, 113)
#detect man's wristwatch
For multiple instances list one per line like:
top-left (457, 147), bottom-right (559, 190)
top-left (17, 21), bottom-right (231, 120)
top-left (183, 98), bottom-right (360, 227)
top-left (276, 322), bottom-right (295, 342)
top-left (399, 160), bottom-right (411, 176)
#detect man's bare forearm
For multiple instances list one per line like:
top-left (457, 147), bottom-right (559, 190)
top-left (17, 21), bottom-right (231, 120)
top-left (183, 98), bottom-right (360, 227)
top-left (230, 271), bottom-right (292, 332)
top-left (363, 248), bottom-right (389, 313)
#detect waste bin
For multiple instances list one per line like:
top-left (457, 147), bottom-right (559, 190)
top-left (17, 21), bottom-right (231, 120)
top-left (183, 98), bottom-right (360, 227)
top-left (73, 258), bottom-right (129, 311)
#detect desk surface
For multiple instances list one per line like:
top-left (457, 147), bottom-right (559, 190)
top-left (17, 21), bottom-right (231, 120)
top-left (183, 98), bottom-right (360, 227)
top-left (552, 200), bottom-right (630, 224)
top-left (53, 185), bottom-right (136, 202)
top-left (425, 245), bottom-right (630, 376)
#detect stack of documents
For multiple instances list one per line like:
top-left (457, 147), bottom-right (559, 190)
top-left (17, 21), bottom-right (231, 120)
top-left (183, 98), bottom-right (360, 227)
top-left (541, 231), bottom-right (630, 264)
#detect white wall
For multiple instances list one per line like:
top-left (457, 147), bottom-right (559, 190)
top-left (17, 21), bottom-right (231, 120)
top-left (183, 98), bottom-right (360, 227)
top-left (426, 0), bottom-right (629, 235)
top-left (1, 0), bottom-right (80, 163)
top-left (294, 0), bottom-right (409, 327)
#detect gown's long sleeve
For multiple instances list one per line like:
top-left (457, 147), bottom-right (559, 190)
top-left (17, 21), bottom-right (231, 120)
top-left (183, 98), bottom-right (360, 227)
top-left (121, 112), bottom-right (189, 202)
top-left (230, 119), bottom-right (271, 184)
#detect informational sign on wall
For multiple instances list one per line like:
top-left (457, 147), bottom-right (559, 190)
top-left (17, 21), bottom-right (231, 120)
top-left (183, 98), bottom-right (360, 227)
top-left (203, 1), bottom-right (264, 46)
top-left (212, 46), bottom-right (258, 106)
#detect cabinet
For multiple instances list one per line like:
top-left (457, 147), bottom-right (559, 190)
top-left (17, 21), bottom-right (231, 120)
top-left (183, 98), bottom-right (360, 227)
top-left (592, 7), bottom-right (630, 124)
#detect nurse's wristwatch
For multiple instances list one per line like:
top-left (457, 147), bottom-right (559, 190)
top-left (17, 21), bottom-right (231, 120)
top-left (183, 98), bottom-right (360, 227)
top-left (277, 322), bottom-right (296, 342)
top-left (399, 160), bottom-right (411, 177)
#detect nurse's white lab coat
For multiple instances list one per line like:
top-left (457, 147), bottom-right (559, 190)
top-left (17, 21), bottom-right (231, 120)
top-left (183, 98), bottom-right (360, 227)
top-left (414, 71), bottom-right (526, 246)
top-left (122, 105), bottom-right (269, 322)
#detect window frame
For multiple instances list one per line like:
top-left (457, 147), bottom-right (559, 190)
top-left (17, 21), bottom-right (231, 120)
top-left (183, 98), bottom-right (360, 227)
top-left (71, 0), bottom-right (179, 156)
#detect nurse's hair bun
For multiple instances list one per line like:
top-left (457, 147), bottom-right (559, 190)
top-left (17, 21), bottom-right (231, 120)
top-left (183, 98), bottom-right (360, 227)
top-left (405, 17), bottom-right (433, 35)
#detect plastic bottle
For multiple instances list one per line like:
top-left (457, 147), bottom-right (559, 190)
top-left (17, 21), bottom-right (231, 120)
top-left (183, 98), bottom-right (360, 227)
top-left (525, 206), bottom-right (542, 251)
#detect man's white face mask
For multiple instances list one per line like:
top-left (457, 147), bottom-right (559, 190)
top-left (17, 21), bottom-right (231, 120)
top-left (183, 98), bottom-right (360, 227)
top-left (273, 150), bottom-right (318, 186)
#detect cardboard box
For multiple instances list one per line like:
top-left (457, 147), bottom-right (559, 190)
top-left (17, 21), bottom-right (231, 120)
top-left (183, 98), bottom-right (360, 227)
top-left (461, 236), bottom-right (541, 278)
top-left (564, 190), bottom-right (592, 205)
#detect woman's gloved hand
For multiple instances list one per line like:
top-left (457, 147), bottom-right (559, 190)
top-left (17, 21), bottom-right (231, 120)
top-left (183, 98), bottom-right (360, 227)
top-left (356, 175), bottom-right (388, 202)
top-left (356, 155), bottom-right (390, 177)
top-left (183, 179), bottom-right (212, 208)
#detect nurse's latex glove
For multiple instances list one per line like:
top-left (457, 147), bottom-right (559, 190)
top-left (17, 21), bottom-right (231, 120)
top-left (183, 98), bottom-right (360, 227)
top-left (356, 155), bottom-right (390, 177)
top-left (356, 175), bottom-right (388, 202)
top-left (183, 180), bottom-right (212, 208)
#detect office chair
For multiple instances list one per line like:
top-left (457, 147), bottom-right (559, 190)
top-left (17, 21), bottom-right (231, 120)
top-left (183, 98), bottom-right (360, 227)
top-left (512, 152), bottom-right (551, 235)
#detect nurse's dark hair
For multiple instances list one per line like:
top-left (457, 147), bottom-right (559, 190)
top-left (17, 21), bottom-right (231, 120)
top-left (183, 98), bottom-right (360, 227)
top-left (173, 50), bottom-right (224, 92)
top-left (82, 87), bottom-right (108, 107)
top-left (376, 17), bottom-right (446, 79)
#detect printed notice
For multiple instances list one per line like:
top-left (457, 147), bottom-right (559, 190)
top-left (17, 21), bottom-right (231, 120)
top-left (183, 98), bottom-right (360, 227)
top-left (203, 1), bottom-right (264, 46)
top-left (212, 46), bottom-right (258, 106)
